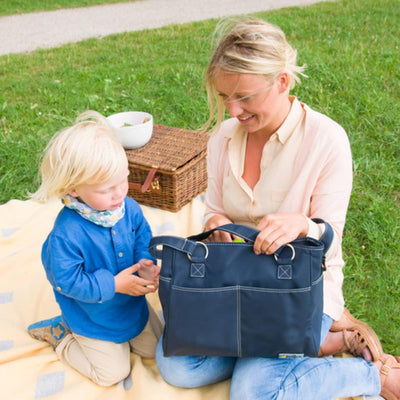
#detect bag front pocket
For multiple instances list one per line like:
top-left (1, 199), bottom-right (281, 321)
top-left (163, 285), bottom-right (239, 356)
top-left (240, 284), bottom-right (321, 357)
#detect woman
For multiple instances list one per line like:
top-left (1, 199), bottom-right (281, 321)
top-left (155, 18), bottom-right (400, 399)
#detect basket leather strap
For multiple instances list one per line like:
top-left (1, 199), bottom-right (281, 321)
top-left (128, 167), bottom-right (160, 193)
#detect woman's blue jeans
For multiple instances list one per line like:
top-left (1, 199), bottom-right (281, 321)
top-left (155, 314), bottom-right (381, 399)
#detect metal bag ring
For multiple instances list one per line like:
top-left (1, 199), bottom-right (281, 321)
top-left (274, 243), bottom-right (295, 262)
top-left (188, 241), bottom-right (209, 261)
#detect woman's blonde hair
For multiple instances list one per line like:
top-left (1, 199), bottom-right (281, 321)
top-left (32, 110), bottom-right (127, 202)
top-left (204, 18), bottom-right (306, 132)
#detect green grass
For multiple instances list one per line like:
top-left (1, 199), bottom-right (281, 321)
top-left (0, 0), bottom-right (399, 353)
top-left (0, 0), bottom-right (136, 16)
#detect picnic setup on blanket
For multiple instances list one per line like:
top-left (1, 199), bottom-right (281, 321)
top-left (0, 124), bottom-right (362, 400)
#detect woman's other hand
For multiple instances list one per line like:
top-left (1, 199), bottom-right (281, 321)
top-left (204, 214), bottom-right (234, 242)
top-left (254, 213), bottom-right (308, 255)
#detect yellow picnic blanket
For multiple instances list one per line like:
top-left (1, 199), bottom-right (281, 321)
top-left (0, 195), bottom-right (360, 400)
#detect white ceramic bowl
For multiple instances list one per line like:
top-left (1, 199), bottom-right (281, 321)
top-left (107, 111), bottom-right (153, 149)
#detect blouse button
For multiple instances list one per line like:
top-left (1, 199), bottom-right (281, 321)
top-left (112, 230), bottom-right (116, 235)
top-left (118, 252), bottom-right (123, 258)
top-left (56, 286), bottom-right (62, 292)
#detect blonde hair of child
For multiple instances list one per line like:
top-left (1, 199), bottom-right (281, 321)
top-left (32, 110), bottom-right (128, 202)
top-left (203, 18), bottom-right (306, 132)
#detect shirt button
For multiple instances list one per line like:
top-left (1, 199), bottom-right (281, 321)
top-left (118, 252), bottom-right (123, 257)
top-left (56, 286), bottom-right (62, 292)
top-left (112, 230), bottom-right (116, 235)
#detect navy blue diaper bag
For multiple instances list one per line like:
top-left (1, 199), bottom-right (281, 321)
top-left (149, 220), bottom-right (333, 358)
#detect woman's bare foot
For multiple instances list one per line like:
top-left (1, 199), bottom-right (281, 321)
top-left (319, 330), bottom-right (372, 361)
top-left (319, 308), bottom-right (383, 361)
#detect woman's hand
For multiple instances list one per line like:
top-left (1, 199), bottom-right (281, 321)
top-left (254, 213), bottom-right (308, 255)
top-left (204, 214), bottom-right (234, 242)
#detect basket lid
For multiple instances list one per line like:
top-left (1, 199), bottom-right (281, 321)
top-left (125, 124), bottom-right (209, 171)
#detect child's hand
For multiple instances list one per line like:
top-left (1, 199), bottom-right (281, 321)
top-left (137, 258), bottom-right (160, 287)
top-left (114, 263), bottom-right (158, 296)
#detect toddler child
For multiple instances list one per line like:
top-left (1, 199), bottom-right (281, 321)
top-left (28, 111), bottom-right (162, 386)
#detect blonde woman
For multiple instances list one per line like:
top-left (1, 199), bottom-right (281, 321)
top-left (155, 19), bottom-right (400, 400)
top-left (28, 111), bottom-right (162, 386)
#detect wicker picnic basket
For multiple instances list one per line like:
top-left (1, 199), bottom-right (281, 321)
top-left (125, 124), bottom-right (209, 212)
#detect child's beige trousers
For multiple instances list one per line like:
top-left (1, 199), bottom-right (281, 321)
top-left (56, 303), bottom-right (163, 386)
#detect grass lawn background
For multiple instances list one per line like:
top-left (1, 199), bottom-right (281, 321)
top-left (0, 0), bottom-right (399, 353)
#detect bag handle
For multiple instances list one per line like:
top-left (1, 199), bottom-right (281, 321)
top-left (311, 218), bottom-right (334, 270)
top-left (149, 219), bottom-right (334, 262)
top-left (188, 223), bottom-right (259, 243)
top-left (149, 235), bottom-right (202, 260)
top-left (149, 224), bottom-right (260, 261)
top-left (311, 218), bottom-right (334, 254)
top-left (189, 219), bottom-right (333, 253)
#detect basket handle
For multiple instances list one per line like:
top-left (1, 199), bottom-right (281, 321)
top-left (128, 167), bottom-right (161, 193)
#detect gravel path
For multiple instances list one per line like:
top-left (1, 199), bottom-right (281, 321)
top-left (0, 0), bottom-right (328, 55)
